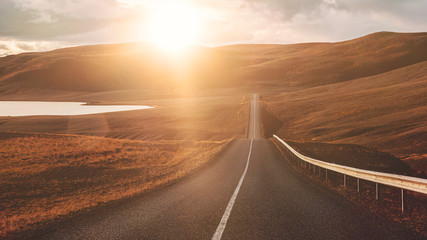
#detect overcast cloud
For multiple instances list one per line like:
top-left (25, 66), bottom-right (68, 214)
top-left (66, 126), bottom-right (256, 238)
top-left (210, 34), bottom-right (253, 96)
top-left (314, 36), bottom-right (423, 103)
top-left (0, 0), bottom-right (426, 55)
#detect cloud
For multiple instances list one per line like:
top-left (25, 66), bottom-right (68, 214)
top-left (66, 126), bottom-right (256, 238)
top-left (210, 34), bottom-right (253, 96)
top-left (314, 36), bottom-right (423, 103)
top-left (29, 11), bottom-right (55, 23)
top-left (199, 0), bottom-right (427, 44)
top-left (0, 0), bottom-right (145, 43)
top-left (11, 0), bottom-right (125, 19)
top-left (0, 0), bottom-right (426, 55)
top-left (0, 39), bottom-right (65, 56)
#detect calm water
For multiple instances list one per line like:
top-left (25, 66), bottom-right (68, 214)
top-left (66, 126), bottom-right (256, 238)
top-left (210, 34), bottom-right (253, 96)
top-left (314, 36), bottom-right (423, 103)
top-left (0, 101), bottom-right (154, 116)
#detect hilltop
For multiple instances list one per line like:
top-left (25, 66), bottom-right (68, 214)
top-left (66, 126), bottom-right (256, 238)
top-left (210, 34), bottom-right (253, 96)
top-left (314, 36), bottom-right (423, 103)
top-left (1, 32), bottom-right (426, 95)
top-left (0, 31), bottom-right (426, 175)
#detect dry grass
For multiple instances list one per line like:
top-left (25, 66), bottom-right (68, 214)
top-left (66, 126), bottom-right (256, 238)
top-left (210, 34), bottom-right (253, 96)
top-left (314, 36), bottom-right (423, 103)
top-left (283, 140), bottom-right (414, 175)
top-left (0, 95), bottom-right (249, 141)
top-left (263, 61), bottom-right (427, 176)
top-left (0, 132), bottom-right (230, 238)
top-left (219, 32), bottom-right (427, 90)
top-left (0, 94), bottom-right (249, 238)
top-left (1, 32), bottom-right (425, 95)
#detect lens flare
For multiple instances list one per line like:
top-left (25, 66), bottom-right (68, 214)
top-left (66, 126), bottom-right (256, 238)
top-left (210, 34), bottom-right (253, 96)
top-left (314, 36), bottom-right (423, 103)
top-left (148, 3), bottom-right (200, 53)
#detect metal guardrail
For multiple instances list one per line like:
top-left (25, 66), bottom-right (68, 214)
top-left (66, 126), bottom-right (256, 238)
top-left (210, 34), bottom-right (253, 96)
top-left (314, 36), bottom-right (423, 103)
top-left (273, 135), bottom-right (427, 211)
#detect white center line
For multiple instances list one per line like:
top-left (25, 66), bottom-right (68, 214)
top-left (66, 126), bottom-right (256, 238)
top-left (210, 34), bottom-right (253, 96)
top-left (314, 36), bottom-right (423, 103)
top-left (211, 95), bottom-right (256, 240)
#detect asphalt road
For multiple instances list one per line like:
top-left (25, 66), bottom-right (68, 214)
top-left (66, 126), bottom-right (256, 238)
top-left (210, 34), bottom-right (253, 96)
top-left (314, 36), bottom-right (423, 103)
top-left (35, 94), bottom-right (422, 240)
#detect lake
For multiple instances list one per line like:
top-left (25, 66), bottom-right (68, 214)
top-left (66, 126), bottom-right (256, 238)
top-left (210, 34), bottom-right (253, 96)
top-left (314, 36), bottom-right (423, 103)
top-left (0, 101), bottom-right (154, 117)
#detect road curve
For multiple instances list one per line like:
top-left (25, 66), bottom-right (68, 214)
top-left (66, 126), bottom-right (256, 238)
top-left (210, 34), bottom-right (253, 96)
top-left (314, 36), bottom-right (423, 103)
top-left (34, 94), bottom-right (422, 240)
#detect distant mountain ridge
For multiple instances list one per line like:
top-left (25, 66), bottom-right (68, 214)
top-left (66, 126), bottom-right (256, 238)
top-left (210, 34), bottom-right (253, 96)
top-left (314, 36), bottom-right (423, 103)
top-left (220, 31), bottom-right (427, 89)
top-left (0, 31), bottom-right (426, 93)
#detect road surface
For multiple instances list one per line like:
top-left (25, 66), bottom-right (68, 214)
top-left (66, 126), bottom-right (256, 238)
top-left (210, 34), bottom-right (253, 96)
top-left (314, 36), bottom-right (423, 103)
top-left (35, 94), bottom-right (422, 239)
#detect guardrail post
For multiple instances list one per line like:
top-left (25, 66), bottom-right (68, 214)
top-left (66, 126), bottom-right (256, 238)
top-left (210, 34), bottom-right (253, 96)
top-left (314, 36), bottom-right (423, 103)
top-left (343, 174), bottom-right (347, 187)
top-left (401, 189), bottom-right (406, 212)
top-left (273, 135), bottom-right (427, 214)
top-left (357, 178), bottom-right (360, 192)
top-left (376, 183), bottom-right (380, 200)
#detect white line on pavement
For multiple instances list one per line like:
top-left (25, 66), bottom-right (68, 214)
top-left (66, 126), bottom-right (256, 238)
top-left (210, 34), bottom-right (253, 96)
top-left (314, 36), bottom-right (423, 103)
top-left (211, 94), bottom-right (256, 240)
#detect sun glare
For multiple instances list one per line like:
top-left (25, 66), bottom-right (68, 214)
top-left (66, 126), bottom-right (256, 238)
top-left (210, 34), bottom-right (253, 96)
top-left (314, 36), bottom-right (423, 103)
top-left (148, 3), bottom-right (200, 53)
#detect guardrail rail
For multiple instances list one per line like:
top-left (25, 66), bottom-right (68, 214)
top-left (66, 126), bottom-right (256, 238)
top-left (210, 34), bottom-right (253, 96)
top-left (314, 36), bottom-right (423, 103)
top-left (273, 135), bottom-right (427, 212)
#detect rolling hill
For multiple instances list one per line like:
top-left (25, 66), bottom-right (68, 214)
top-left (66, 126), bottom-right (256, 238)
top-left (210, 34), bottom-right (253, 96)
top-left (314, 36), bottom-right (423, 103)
top-left (0, 31), bottom-right (426, 175)
top-left (220, 32), bottom-right (427, 89)
top-left (1, 32), bottom-right (426, 237)
top-left (261, 61), bottom-right (427, 175)
top-left (0, 43), bottom-right (242, 94)
top-left (1, 32), bottom-right (426, 95)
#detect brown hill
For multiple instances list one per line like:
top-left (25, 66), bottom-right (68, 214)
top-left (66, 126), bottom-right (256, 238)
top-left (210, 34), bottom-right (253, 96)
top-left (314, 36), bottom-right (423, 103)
top-left (0, 43), bottom-right (242, 93)
top-left (1, 32), bottom-right (426, 94)
top-left (0, 31), bottom-right (426, 174)
top-left (220, 31), bottom-right (427, 90)
top-left (262, 61), bottom-right (427, 175)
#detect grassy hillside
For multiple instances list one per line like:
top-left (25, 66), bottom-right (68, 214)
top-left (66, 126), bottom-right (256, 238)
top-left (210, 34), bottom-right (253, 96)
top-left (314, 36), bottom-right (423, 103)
top-left (0, 32), bottom-right (425, 171)
top-left (263, 61), bottom-right (427, 175)
top-left (0, 95), bottom-right (249, 141)
top-left (1, 32), bottom-right (426, 95)
top-left (0, 132), bottom-right (230, 238)
top-left (0, 43), bottom-right (243, 93)
top-left (0, 95), bottom-right (249, 238)
top-left (219, 31), bottom-right (427, 89)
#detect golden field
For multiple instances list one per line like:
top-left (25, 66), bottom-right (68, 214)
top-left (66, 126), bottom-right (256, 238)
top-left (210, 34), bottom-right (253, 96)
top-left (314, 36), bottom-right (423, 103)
top-left (0, 95), bottom-right (249, 238)
top-left (0, 132), bottom-right (230, 237)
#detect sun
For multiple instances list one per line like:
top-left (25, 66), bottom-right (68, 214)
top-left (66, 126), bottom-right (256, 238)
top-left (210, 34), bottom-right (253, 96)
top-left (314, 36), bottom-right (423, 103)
top-left (147, 3), bottom-right (200, 53)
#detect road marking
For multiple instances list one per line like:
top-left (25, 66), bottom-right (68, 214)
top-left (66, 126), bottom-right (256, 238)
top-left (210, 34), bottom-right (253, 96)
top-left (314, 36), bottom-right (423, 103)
top-left (211, 138), bottom-right (253, 240)
top-left (253, 94), bottom-right (256, 139)
top-left (211, 95), bottom-right (256, 240)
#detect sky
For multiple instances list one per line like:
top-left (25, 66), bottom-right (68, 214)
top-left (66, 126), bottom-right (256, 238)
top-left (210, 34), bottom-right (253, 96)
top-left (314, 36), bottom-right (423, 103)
top-left (0, 0), bottom-right (426, 56)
